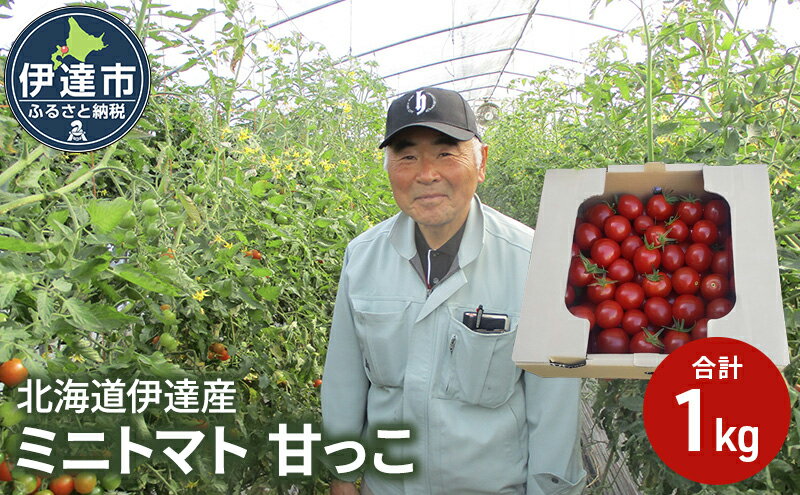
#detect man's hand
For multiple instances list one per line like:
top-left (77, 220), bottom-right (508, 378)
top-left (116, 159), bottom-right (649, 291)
top-left (330, 479), bottom-right (359, 495)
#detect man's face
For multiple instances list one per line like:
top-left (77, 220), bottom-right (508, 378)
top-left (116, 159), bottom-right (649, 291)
top-left (385, 127), bottom-right (486, 234)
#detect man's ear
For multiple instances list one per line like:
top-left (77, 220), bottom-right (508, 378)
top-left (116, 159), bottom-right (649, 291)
top-left (477, 143), bottom-right (488, 183)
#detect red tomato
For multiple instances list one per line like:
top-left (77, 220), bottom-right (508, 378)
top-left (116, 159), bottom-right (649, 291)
top-left (646, 193), bottom-right (676, 221)
top-left (633, 215), bottom-right (655, 235)
top-left (604, 215), bottom-right (632, 242)
top-left (595, 300), bottom-right (624, 329)
top-left (587, 281), bottom-right (617, 304)
top-left (575, 222), bottom-right (603, 251)
top-left (620, 235), bottom-right (644, 260)
top-left (586, 203), bottom-right (615, 230)
top-left (706, 298), bottom-right (734, 319)
top-left (569, 305), bottom-right (596, 329)
top-left (633, 245), bottom-right (661, 274)
top-left (672, 294), bottom-right (705, 325)
top-left (616, 194), bottom-right (643, 220)
top-left (711, 250), bottom-right (732, 276)
top-left (644, 225), bottom-right (670, 248)
top-left (568, 256), bottom-right (596, 287)
top-left (596, 328), bottom-right (630, 353)
top-left (665, 218), bottom-right (689, 243)
top-left (591, 238), bottom-right (621, 268)
top-left (571, 242), bottom-right (580, 258)
top-left (663, 330), bottom-right (691, 353)
top-left (672, 266), bottom-right (700, 295)
top-left (615, 282), bottom-right (645, 310)
top-left (684, 243), bottom-right (713, 272)
top-left (630, 329), bottom-right (663, 353)
top-left (661, 244), bottom-right (685, 272)
top-left (607, 258), bottom-right (634, 283)
top-left (641, 270), bottom-right (672, 298)
top-left (691, 318), bottom-right (709, 340)
top-left (644, 297), bottom-right (673, 327)
top-left (676, 199), bottom-right (703, 225)
top-left (0, 461), bottom-right (12, 482)
top-left (703, 199), bottom-right (730, 225)
top-left (621, 309), bottom-right (649, 336)
top-left (691, 219), bottom-right (719, 245)
top-left (74, 472), bottom-right (97, 494)
top-left (0, 358), bottom-right (28, 388)
top-left (700, 273), bottom-right (729, 300)
top-left (565, 285), bottom-right (576, 306)
top-left (48, 475), bottom-right (75, 495)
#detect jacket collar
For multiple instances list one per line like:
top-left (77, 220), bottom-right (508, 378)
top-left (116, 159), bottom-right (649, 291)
top-left (389, 194), bottom-right (485, 268)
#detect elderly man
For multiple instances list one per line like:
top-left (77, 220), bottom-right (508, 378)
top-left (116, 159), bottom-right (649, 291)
top-left (322, 87), bottom-right (585, 495)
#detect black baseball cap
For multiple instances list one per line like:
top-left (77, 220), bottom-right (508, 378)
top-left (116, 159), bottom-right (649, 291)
top-left (379, 87), bottom-right (479, 148)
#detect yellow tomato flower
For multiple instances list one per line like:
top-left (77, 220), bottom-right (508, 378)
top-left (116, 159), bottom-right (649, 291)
top-left (192, 289), bottom-right (210, 302)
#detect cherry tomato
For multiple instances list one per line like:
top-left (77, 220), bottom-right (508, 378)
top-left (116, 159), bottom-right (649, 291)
top-left (568, 256), bottom-right (596, 287)
top-left (621, 309), bottom-right (649, 336)
top-left (706, 298), bottom-right (734, 319)
top-left (74, 472), bottom-right (97, 494)
top-left (596, 328), bottom-right (630, 353)
top-left (34, 490), bottom-right (55, 495)
top-left (607, 258), bottom-right (634, 283)
top-left (595, 300), bottom-right (624, 329)
top-left (691, 219), bottom-right (719, 245)
top-left (0, 358), bottom-right (28, 388)
top-left (615, 282), bottom-right (645, 310)
top-left (48, 475), bottom-right (74, 495)
top-left (620, 235), bottom-right (644, 260)
top-left (633, 245), bottom-right (661, 274)
top-left (711, 249), bottom-right (732, 276)
top-left (641, 271), bottom-right (672, 298)
top-left (684, 243), bottom-right (713, 272)
top-left (569, 305), bottom-right (596, 329)
top-left (676, 199), bottom-right (703, 225)
top-left (14, 472), bottom-right (39, 494)
top-left (646, 193), bottom-right (676, 221)
top-left (665, 218), bottom-right (689, 243)
top-left (571, 243), bottom-right (580, 258)
top-left (700, 273), bottom-right (729, 300)
top-left (574, 222), bottom-right (603, 251)
top-left (587, 281), bottom-right (616, 304)
top-left (586, 203), bottom-right (615, 230)
top-left (616, 194), bottom-right (643, 220)
top-left (313, 379), bottom-right (323, 388)
top-left (604, 215), bottom-right (632, 242)
top-left (209, 343), bottom-right (226, 355)
top-left (0, 461), bottom-right (12, 482)
top-left (672, 294), bottom-right (705, 325)
top-left (691, 318), bottom-right (709, 340)
top-left (703, 199), bottom-right (730, 225)
top-left (218, 351), bottom-right (231, 361)
top-left (591, 238), bottom-right (621, 268)
top-left (630, 329), bottom-right (663, 353)
top-left (672, 266), bottom-right (700, 295)
top-left (662, 330), bottom-right (691, 353)
top-left (644, 297), bottom-right (673, 327)
top-left (644, 225), bottom-right (670, 248)
top-left (100, 473), bottom-right (122, 491)
top-left (633, 215), bottom-right (655, 235)
top-left (565, 285), bottom-right (576, 306)
top-left (661, 244), bottom-right (685, 272)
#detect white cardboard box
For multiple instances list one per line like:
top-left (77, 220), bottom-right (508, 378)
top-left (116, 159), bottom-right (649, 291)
top-left (513, 162), bottom-right (789, 379)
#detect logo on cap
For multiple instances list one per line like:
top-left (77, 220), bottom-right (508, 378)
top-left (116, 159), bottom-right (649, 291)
top-left (406, 90), bottom-right (436, 116)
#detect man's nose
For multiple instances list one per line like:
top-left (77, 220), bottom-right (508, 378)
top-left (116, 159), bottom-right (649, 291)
top-left (416, 155), bottom-right (440, 183)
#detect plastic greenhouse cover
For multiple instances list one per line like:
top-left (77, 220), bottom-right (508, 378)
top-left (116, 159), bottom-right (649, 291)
top-left (1, 0), bottom-right (798, 107)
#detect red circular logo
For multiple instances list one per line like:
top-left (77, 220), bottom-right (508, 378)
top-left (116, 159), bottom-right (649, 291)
top-left (643, 337), bottom-right (791, 485)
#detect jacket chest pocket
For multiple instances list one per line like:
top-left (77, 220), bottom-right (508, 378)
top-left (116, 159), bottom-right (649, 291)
top-left (438, 312), bottom-right (521, 408)
top-left (351, 298), bottom-right (410, 388)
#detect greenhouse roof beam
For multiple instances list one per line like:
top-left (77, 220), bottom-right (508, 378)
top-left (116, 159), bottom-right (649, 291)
top-left (352, 12), bottom-right (530, 59)
top-left (489, 0), bottom-right (541, 100)
top-left (267, 0), bottom-right (347, 29)
top-left (514, 48), bottom-right (581, 64)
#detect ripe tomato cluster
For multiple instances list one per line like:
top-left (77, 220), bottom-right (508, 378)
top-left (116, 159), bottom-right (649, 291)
top-left (207, 342), bottom-right (230, 361)
top-left (567, 191), bottom-right (735, 354)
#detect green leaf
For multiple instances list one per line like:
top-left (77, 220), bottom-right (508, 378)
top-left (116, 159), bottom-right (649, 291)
top-left (723, 130), bottom-right (740, 155)
top-left (71, 337), bottom-right (103, 363)
top-left (775, 221), bottom-right (800, 236)
top-left (257, 285), bottom-right (281, 301)
top-left (0, 235), bottom-right (58, 253)
top-left (70, 255), bottom-right (111, 283)
top-left (52, 278), bottom-right (73, 293)
top-left (314, 218), bottom-right (335, 228)
top-left (36, 290), bottom-right (53, 327)
top-left (0, 284), bottom-right (18, 308)
top-left (719, 32), bottom-right (735, 51)
top-left (700, 121), bottom-right (721, 133)
top-left (250, 180), bottom-right (270, 198)
top-left (64, 297), bottom-right (105, 331)
top-left (654, 122), bottom-right (679, 137)
top-left (268, 194), bottom-right (285, 205)
top-left (753, 75), bottom-right (767, 96)
top-left (87, 198), bottom-right (132, 234)
top-left (177, 192), bottom-right (203, 227)
top-left (112, 265), bottom-right (180, 296)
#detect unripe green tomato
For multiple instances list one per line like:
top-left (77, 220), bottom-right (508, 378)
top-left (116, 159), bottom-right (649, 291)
top-left (100, 473), bottom-right (121, 490)
top-left (0, 401), bottom-right (25, 427)
top-left (123, 229), bottom-right (138, 245)
top-left (784, 53), bottom-right (797, 66)
top-left (34, 491), bottom-right (55, 495)
top-left (13, 472), bottom-right (38, 493)
top-left (159, 333), bottom-right (178, 352)
top-left (118, 210), bottom-right (136, 229)
top-left (165, 200), bottom-right (182, 213)
top-left (275, 214), bottom-right (290, 225)
top-left (88, 486), bottom-right (103, 495)
top-left (145, 221), bottom-right (160, 238)
top-left (162, 309), bottom-right (178, 325)
top-left (141, 199), bottom-right (160, 216)
top-left (5, 432), bottom-right (22, 456)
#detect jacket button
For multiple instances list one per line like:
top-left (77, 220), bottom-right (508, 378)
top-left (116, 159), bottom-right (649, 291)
top-left (551, 477), bottom-right (559, 484)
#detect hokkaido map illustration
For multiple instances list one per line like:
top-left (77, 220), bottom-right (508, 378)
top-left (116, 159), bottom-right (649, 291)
top-left (50, 17), bottom-right (107, 70)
